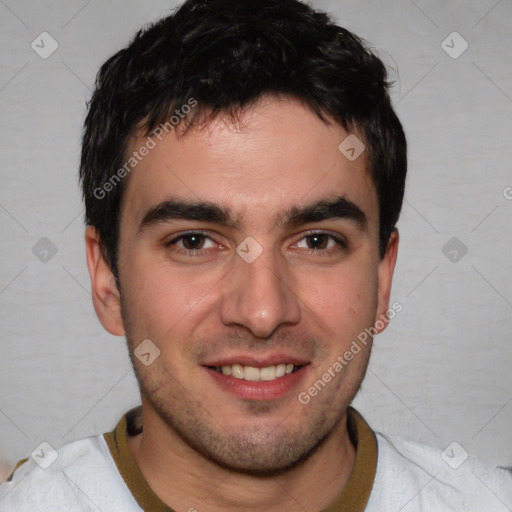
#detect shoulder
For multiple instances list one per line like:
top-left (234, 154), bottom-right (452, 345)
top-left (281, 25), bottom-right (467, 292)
top-left (366, 432), bottom-right (512, 512)
top-left (0, 435), bottom-right (140, 512)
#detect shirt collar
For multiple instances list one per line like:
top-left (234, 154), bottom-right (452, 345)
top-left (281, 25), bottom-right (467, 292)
top-left (104, 405), bottom-right (377, 512)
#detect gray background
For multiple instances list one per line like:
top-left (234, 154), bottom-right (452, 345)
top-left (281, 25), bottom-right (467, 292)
top-left (0, 0), bottom-right (511, 471)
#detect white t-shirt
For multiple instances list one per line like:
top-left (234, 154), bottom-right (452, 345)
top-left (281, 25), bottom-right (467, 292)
top-left (1, 409), bottom-right (510, 511)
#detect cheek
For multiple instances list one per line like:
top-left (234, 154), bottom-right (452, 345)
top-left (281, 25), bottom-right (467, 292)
top-left (119, 250), bottom-right (220, 341)
top-left (297, 263), bottom-right (379, 339)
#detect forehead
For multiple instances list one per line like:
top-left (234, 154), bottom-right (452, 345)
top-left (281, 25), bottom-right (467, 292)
top-left (120, 96), bottom-right (378, 230)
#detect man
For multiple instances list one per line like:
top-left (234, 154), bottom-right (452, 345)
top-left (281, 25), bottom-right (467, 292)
top-left (1, 0), bottom-right (510, 510)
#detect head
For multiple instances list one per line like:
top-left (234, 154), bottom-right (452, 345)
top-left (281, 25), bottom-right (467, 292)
top-left (81, 0), bottom-right (406, 475)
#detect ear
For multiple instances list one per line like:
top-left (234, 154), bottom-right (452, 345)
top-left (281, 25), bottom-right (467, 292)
top-left (374, 229), bottom-right (399, 334)
top-left (85, 226), bottom-right (125, 336)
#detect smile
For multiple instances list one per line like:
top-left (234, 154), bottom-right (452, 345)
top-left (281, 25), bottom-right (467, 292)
top-left (209, 363), bottom-right (302, 382)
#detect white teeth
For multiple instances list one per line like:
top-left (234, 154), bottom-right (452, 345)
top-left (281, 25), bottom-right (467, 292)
top-left (215, 363), bottom-right (300, 381)
top-left (260, 366), bottom-right (276, 381)
top-left (231, 364), bottom-right (243, 379)
top-left (221, 365), bottom-right (232, 376)
top-left (276, 363), bottom-right (286, 378)
top-left (244, 366), bottom-right (260, 381)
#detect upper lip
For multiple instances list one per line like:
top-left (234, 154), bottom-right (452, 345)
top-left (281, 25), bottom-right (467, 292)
top-left (201, 354), bottom-right (310, 368)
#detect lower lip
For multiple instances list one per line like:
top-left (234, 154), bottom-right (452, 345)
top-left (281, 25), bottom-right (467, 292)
top-left (203, 366), bottom-right (310, 401)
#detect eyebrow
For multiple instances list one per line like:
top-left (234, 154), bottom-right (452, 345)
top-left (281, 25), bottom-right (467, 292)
top-left (138, 199), bottom-right (239, 232)
top-left (278, 197), bottom-right (367, 230)
top-left (138, 196), bottom-right (367, 232)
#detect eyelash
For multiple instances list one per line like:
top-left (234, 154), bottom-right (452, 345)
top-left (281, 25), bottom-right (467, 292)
top-left (299, 230), bottom-right (348, 254)
top-left (164, 230), bottom-right (348, 257)
top-left (164, 230), bottom-right (214, 256)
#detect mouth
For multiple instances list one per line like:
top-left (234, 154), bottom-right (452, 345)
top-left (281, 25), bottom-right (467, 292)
top-left (202, 358), bottom-right (310, 401)
top-left (207, 363), bottom-right (303, 382)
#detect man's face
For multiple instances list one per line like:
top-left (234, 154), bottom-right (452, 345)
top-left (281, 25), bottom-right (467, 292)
top-left (112, 96), bottom-right (395, 474)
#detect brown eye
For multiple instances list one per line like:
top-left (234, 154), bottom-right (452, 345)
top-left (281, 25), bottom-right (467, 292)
top-left (296, 232), bottom-right (346, 252)
top-left (165, 232), bottom-right (217, 253)
top-left (305, 233), bottom-right (330, 249)
top-left (180, 234), bottom-right (206, 250)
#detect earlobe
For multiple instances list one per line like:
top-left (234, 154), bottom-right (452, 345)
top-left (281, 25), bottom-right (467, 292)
top-left (85, 226), bottom-right (125, 336)
top-left (374, 229), bottom-right (399, 334)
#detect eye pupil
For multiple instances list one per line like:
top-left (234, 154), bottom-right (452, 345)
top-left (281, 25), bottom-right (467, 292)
top-left (183, 234), bottom-right (204, 250)
top-left (308, 234), bottom-right (327, 249)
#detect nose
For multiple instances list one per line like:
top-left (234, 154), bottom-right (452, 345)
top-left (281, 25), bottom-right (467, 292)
top-left (219, 245), bottom-right (302, 338)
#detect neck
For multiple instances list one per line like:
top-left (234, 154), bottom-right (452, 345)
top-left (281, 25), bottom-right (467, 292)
top-left (128, 403), bottom-right (357, 512)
